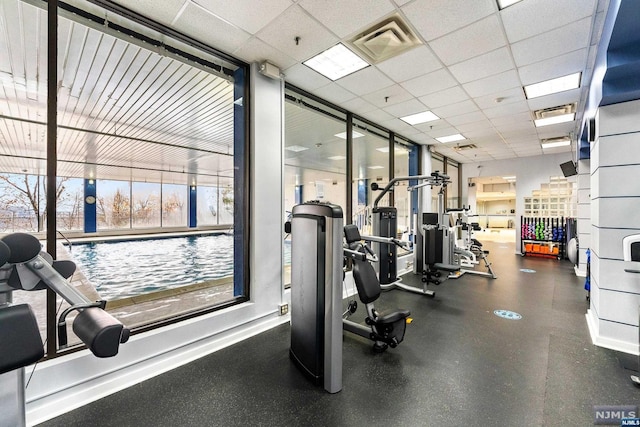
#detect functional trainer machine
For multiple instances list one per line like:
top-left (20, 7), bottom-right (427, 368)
top-left (287, 201), bottom-right (343, 394)
top-left (0, 232), bottom-right (130, 427)
top-left (622, 234), bottom-right (640, 386)
top-left (449, 206), bottom-right (497, 279)
top-left (369, 172), bottom-right (459, 297)
top-left (342, 224), bottom-right (411, 352)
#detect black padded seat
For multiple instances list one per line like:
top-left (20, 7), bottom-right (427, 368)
top-left (433, 262), bottom-right (460, 272)
top-left (375, 309), bottom-right (411, 324)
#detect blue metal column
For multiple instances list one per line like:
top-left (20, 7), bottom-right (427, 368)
top-left (188, 186), bottom-right (197, 228)
top-left (84, 179), bottom-right (97, 233)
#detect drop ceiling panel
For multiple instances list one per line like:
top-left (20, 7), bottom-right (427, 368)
top-left (381, 98), bottom-right (428, 117)
top-left (418, 86), bottom-right (469, 109)
top-left (501, 0), bottom-right (595, 43)
top-left (362, 84), bottom-right (414, 108)
top-left (511, 17), bottom-right (592, 67)
top-left (233, 37), bottom-right (297, 70)
top-left (283, 63), bottom-right (331, 90)
top-left (174, 3), bottom-right (252, 55)
top-left (431, 100), bottom-right (479, 119)
top-left (517, 49), bottom-right (588, 86)
top-left (376, 46), bottom-right (443, 83)
top-left (400, 68), bottom-right (458, 97)
top-left (192, 0), bottom-right (293, 35)
top-left (256, 5), bottom-right (339, 62)
top-left (428, 15), bottom-right (506, 66)
top-left (448, 47), bottom-right (515, 84)
top-left (401, 0), bottom-right (496, 41)
top-left (340, 97), bottom-right (378, 115)
top-left (462, 70), bottom-right (521, 98)
top-left (336, 66), bottom-right (394, 96)
top-left (111, 0), bottom-right (186, 26)
top-left (483, 101), bottom-right (530, 118)
top-left (473, 87), bottom-right (526, 109)
top-left (456, 120), bottom-right (495, 133)
top-left (299, 0), bottom-right (396, 38)
top-left (447, 111), bottom-right (489, 126)
top-left (313, 83), bottom-right (357, 104)
top-left (526, 88), bottom-right (581, 111)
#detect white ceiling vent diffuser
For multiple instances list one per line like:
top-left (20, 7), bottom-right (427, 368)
top-left (533, 103), bottom-right (576, 120)
top-left (348, 13), bottom-right (422, 64)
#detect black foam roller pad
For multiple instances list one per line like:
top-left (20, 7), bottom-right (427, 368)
top-left (73, 308), bottom-right (125, 358)
top-left (0, 240), bottom-right (9, 265)
top-left (1, 233), bottom-right (42, 263)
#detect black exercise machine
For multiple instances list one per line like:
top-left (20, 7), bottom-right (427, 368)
top-left (0, 233), bottom-right (130, 426)
top-left (342, 224), bottom-right (411, 352)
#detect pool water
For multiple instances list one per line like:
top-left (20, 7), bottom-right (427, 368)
top-left (69, 234), bottom-right (234, 300)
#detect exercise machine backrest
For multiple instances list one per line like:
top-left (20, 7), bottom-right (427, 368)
top-left (344, 224), bottom-right (381, 304)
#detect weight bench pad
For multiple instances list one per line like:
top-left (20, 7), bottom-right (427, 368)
top-left (433, 262), bottom-right (460, 272)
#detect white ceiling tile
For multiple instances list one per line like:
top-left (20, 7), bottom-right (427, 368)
top-left (518, 49), bottom-right (587, 86)
top-left (501, 0), bottom-right (595, 43)
top-left (400, 68), bottom-right (458, 97)
top-left (362, 84), bottom-right (414, 108)
top-left (418, 86), bottom-right (469, 109)
top-left (313, 83), bottom-right (357, 104)
top-left (473, 87), bottom-right (526, 109)
top-left (283, 63), bottom-right (331, 90)
top-left (362, 108), bottom-right (395, 124)
top-left (411, 133), bottom-right (436, 144)
top-left (192, 0), bottom-right (293, 34)
top-left (483, 100), bottom-right (530, 119)
top-left (341, 97), bottom-right (378, 115)
top-left (429, 15), bottom-right (506, 66)
top-left (462, 69), bottom-right (521, 98)
top-left (427, 127), bottom-right (460, 138)
top-left (173, 3), bottom-right (251, 55)
top-left (464, 129), bottom-right (502, 139)
top-left (536, 121), bottom-right (575, 137)
top-left (380, 118), bottom-right (417, 134)
top-left (402, 0), bottom-right (496, 41)
top-left (382, 98), bottom-right (428, 117)
top-left (448, 47), bottom-right (515, 84)
top-left (256, 5), bottom-right (339, 62)
top-left (431, 100), bottom-right (478, 119)
top-left (491, 112), bottom-right (532, 127)
top-left (447, 111), bottom-right (487, 126)
top-left (494, 121), bottom-right (535, 132)
top-left (336, 66), bottom-right (394, 96)
top-left (376, 46), bottom-right (443, 83)
top-left (511, 18), bottom-right (592, 67)
top-left (233, 37), bottom-right (297, 69)
top-left (415, 119), bottom-right (452, 133)
top-left (112, 0), bottom-right (185, 25)
top-left (456, 120), bottom-right (495, 133)
top-left (299, 0), bottom-right (396, 38)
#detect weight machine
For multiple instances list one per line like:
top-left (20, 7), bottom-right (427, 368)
top-left (370, 171), bottom-right (459, 297)
top-left (449, 206), bottom-right (497, 279)
top-left (0, 233), bottom-right (129, 427)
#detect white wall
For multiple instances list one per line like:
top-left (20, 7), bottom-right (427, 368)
top-left (586, 99), bottom-right (640, 355)
top-left (25, 64), bottom-right (289, 425)
top-left (576, 158), bottom-right (591, 276)
top-left (461, 153), bottom-right (573, 252)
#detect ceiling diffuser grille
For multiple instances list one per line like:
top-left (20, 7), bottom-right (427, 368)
top-left (533, 103), bottom-right (576, 120)
top-left (348, 13), bottom-right (422, 64)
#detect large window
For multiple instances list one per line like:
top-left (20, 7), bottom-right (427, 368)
top-left (1, 0), bottom-right (248, 356)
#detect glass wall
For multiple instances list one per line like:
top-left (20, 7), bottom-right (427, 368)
top-left (447, 161), bottom-right (460, 209)
top-left (394, 142), bottom-right (411, 236)
top-left (1, 0), bottom-right (248, 355)
top-left (352, 120), bottom-right (389, 235)
top-left (430, 154), bottom-right (445, 213)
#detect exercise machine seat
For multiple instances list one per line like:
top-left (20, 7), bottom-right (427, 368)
top-left (375, 309), bottom-right (411, 324)
top-left (0, 304), bottom-right (44, 375)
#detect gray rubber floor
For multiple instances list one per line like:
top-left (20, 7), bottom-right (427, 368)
top-left (41, 241), bottom-right (639, 426)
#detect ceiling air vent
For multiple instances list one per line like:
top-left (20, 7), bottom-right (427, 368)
top-left (348, 13), bottom-right (422, 64)
top-left (533, 103), bottom-right (576, 120)
top-left (453, 144), bottom-right (477, 152)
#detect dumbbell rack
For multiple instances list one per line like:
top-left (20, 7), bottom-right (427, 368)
top-left (520, 216), bottom-right (566, 259)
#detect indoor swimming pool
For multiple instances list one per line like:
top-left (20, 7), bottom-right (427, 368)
top-left (68, 234), bottom-right (235, 300)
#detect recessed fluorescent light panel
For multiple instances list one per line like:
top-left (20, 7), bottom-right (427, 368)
top-left (368, 165), bottom-right (385, 169)
top-left (376, 146), bottom-right (409, 153)
top-left (541, 138), bottom-right (571, 149)
top-left (304, 43), bottom-right (369, 81)
top-left (328, 155), bottom-right (346, 160)
top-left (502, 176), bottom-right (516, 180)
top-left (534, 113), bottom-right (575, 127)
top-left (285, 145), bottom-right (309, 152)
top-left (400, 111), bottom-right (439, 125)
top-left (334, 131), bottom-right (365, 139)
top-left (497, 0), bottom-right (523, 9)
top-left (436, 134), bottom-right (465, 143)
top-left (524, 72), bottom-right (581, 99)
